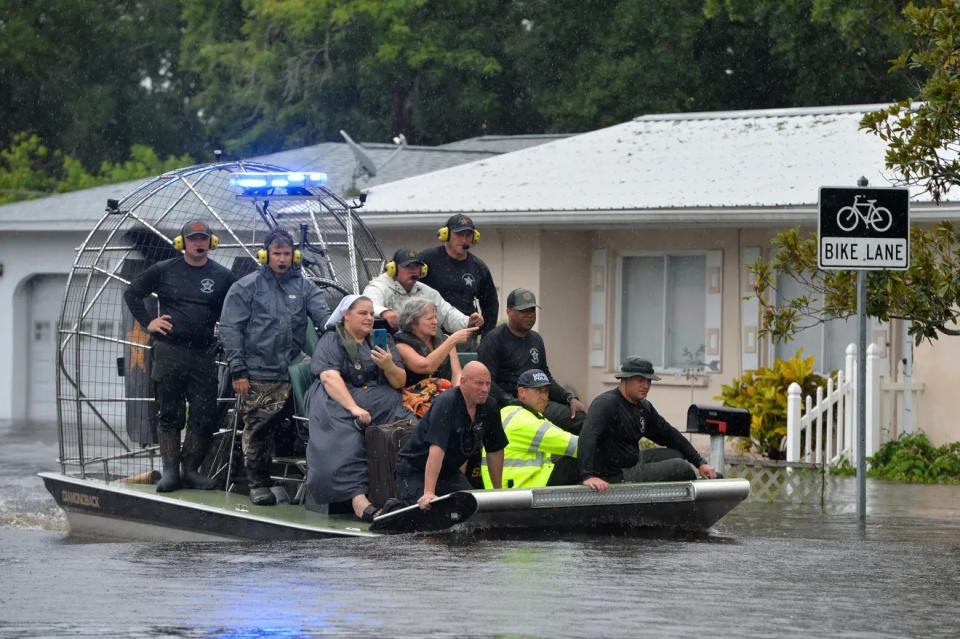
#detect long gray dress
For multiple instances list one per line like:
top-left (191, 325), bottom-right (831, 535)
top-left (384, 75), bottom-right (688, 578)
top-left (305, 329), bottom-right (415, 504)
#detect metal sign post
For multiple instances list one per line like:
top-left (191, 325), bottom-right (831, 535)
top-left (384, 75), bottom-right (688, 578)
top-left (818, 184), bottom-right (909, 521)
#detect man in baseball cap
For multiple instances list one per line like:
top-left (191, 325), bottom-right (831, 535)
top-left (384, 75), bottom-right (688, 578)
top-left (478, 287), bottom-right (587, 435)
top-left (362, 247), bottom-right (482, 333)
top-left (419, 214), bottom-right (498, 350)
top-left (481, 368), bottom-right (580, 489)
top-left (122, 219), bottom-right (235, 493)
top-left (181, 220), bottom-right (212, 238)
top-left (579, 356), bottom-right (718, 492)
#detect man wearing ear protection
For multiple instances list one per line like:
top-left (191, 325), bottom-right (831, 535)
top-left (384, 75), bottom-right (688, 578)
top-left (123, 220), bottom-right (235, 493)
top-left (219, 228), bottom-right (332, 506)
top-left (362, 248), bottom-right (483, 334)
top-left (419, 214), bottom-right (497, 350)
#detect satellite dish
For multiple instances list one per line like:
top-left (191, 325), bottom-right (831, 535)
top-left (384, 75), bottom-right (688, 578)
top-left (340, 130), bottom-right (379, 177)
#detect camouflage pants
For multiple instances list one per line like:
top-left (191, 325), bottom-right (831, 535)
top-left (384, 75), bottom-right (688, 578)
top-left (239, 381), bottom-right (292, 489)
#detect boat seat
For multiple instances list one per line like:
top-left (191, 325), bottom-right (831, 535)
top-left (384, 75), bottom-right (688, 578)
top-left (304, 317), bottom-right (320, 357)
top-left (278, 359), bottom-right (315, 504)
top-left (458, 351), bottom-right (478, 367)
top-left (288, 359), bottom-right (315, 420)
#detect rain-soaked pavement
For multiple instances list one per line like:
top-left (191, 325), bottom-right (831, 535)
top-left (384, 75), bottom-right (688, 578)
top-left (1, 417), bottom-right (958, 638)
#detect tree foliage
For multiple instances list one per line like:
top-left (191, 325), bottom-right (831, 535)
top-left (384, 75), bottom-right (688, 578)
top-left (752, 1), bottom-right (960, 346)
top-left (0, 0), bottom-right (204, 169)
top-left (704, 0), bottom-right (924, 108)
top-left (717, 350), bottom-right (829, 459)
top-left (861, 0), bottom-right (960, 202)
top-left (0, 133), bottom-right (192, 206)
top-left (0, 0), bottom-right (932, 199)
top-left (751, 224), bottom-right (960, 345)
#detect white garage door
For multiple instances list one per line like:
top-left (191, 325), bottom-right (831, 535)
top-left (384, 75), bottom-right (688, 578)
top-left (28, 275), bottom-right (67, 421)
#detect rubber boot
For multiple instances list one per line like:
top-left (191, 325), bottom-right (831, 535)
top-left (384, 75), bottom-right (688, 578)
top-left (181, 430), bottom-right (216, 490)
top-left (156, 430), bottom-right (182, 492)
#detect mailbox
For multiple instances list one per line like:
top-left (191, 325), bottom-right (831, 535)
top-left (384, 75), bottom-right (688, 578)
top-left (686, 404), bottom-right (751, 437)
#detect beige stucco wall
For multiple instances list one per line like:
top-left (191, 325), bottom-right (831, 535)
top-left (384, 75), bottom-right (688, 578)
top-left (572, 228), bottom-right (742, 427)
top-left (912, 328), bottom-right (960, 446)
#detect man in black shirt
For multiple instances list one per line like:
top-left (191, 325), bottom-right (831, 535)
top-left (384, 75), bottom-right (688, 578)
top-left (396, 361), bottom-right (507, 509)
top-left (123, 220), bottom-right (235, 492)
top-left (477, 288), bottom-right (587, 434)
top-left (419, 214), bottom-right (498, 350)
top-left (579, 357), bottom-right (719, 491)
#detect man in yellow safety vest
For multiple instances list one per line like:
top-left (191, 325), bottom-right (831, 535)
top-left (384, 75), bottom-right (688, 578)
top-left (481, 368), bottom-right (579, 489)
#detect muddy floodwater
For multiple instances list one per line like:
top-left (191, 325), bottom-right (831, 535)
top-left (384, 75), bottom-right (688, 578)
top-left (1, 417), bottom-right (958, 638)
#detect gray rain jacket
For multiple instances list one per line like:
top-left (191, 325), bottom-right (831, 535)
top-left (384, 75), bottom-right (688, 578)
top-left (219, 265), bottom-right (331, 381)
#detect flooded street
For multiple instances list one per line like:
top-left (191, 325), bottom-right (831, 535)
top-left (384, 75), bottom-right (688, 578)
top-left (2, 417), bottom-right (959, 638)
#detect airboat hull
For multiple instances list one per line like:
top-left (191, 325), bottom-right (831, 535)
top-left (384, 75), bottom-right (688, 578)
top-left (40, 472), bottom-right (749, 542)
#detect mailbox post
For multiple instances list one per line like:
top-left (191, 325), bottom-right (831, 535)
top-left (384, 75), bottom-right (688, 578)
top-left (686, 405), bottom-right (751, 474)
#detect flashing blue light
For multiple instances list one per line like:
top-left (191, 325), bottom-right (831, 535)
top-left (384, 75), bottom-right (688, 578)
top-left (228, 171), bottom-right (327, 193)
top-left (231, 177), bottom-right (267, 188)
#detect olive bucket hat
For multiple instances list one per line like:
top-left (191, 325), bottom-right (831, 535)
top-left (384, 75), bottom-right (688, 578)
top-left (614, 357), bottom-right (661, 381)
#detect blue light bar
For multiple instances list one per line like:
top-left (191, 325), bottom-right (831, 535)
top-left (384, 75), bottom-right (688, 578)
top-left (228, 171), bottom-right (327, 191)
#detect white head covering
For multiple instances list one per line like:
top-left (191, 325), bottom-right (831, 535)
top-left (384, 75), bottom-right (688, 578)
top-left (324, 294), bottom-right (360, 330)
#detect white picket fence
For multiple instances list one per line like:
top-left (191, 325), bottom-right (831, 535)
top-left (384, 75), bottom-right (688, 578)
top-left (785, 343), bottom-right (924, 466)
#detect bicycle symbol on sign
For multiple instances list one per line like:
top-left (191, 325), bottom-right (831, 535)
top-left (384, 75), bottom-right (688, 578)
top-left (836, 195), bottom-right (892, 232)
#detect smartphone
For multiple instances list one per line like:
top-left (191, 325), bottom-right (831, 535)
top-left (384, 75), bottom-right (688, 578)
top-left (372, 328), bottom-right (388, 349)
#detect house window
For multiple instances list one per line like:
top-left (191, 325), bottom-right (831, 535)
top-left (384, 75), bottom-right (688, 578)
top-left (34, 321), bottom-right (51, 342)
top-left (774, 275), bottom-right (857, 373)
top-left (617, 251), bottom-right (722, 372)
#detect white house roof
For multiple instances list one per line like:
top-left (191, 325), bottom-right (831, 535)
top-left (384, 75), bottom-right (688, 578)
top-left (362, 104), bottom-right (960, 228)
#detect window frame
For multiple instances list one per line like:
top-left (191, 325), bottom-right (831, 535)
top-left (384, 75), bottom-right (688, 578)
top-left (614, 249), bottom-right (718, 376)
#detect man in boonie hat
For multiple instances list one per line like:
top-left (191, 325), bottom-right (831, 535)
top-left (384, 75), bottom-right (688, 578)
top-left (578, 356), bottom-right (718, 492)
top-left (477, 287), bottom-right (588, 435)
top-left (362, 248), bottom-right (483, 333)
top-left (479, 368), bottom-right (580, 489)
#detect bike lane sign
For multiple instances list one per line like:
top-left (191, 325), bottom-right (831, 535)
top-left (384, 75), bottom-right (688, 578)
top-left (818, 186), bottom-right (910, 270)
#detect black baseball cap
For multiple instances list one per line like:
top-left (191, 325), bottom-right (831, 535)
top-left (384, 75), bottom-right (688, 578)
top-left (392, 248), bottom-right (424, 267)
top-left (517, 369), bottom-right (551, 388)
top-left (446, 214), bottom-right (476, 232)
top-left (506, 288), bottom-right (539, 310)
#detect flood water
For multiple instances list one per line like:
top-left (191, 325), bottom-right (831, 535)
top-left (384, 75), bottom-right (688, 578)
top-left (2, 417), bottom-right (959, 638)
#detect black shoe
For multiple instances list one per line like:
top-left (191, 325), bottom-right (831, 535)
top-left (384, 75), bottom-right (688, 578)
top-left (249, 487), bottom-right (276, 506)
top-left (181, 469), bottom-right (216, 490)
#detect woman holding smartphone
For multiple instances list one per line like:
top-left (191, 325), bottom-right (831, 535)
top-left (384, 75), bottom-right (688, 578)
top-left (304, 295), bottom-right (415, 521)
top-left (393, 298), bottom-right (477, 416)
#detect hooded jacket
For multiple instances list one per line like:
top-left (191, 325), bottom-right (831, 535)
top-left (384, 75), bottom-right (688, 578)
top-left (219, 265), bottom-right (331, 381)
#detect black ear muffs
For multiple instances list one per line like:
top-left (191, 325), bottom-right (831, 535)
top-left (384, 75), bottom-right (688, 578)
top-left (174, 234), bottom-right (219, 251)
top-left (437, 226), bottom-right (480, 243)
top-left (385, 261), bottom-right (428, 278)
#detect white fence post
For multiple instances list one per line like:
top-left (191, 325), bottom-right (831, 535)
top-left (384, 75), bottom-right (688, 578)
top-left (865, 343), bottom-right (881, 459)
top-left (786, 382), bottom-right (802, 462)
top-left (845, 343), bottom-right (857, 465)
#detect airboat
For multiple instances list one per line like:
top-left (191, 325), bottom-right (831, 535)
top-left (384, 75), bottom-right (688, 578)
top-left (38, 160), bottom-right (749, 541)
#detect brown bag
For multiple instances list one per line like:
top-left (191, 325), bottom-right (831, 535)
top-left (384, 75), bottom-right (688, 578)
top-left (364, 419), bottom-right (417, 506)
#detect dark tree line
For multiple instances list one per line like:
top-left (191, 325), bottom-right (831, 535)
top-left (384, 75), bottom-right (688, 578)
top-left (0, 0), bottom-right (929, 200)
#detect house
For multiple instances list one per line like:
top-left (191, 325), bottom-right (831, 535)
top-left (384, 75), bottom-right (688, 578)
top-left (361, 104), bottom-right (960, 449)
top-left (0, 135), bottom-right (565, 421)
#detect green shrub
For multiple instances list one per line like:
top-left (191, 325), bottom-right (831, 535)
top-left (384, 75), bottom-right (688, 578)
top-left (716, 350), bottom-right (831, 459)
top-left (867, 432), bottom-right (960, 483)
